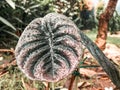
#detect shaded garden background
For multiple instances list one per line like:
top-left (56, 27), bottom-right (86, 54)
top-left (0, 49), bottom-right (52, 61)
top-left (0, 0), bottom-right (120, 49)
top-left (0, 0), bottom-right (120, 90)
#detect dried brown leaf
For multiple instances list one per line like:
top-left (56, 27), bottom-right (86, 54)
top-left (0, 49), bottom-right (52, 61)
top-left (80, 68), bottom-right (97, 78)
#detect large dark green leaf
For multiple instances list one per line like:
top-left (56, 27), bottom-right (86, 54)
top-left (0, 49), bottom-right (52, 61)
top-left (15, 13), bottom-right (83, 82)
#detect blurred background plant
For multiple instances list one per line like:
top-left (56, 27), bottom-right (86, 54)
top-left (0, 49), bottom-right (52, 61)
top-left (1, 0), bottom-right (120, 48)
top-left (53, 0), bottom-right (83, 29)
top-left (0, 0), bottom-right (54, 48)
top-left (53, 0), bottom-right (97, 30)
top-left (109, 11), bottom-right (120, 34)
top-left (0, 0), bottom-right (97, 48)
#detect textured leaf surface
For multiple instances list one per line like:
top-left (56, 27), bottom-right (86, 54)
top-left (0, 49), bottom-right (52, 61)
top-left (15, 13), bottom-right (83, 82)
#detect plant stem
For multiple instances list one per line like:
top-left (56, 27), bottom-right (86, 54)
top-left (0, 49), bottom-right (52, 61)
top-left (52, 82), bottom-right (55, 90)
top-left (75, 76), bottom-right (78, 90)
top-left (68, 75), bottom-right (76, 90)
top-left (50, 82), bottom-right (54, 90)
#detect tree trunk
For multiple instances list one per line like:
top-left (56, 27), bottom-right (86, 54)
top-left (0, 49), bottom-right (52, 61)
top-left (79, 30), bottom-right (120, 88)
top-left (95, 0), bottom-right (118, 50)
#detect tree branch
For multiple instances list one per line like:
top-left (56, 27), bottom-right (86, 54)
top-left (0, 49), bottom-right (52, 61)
top-left (95, 0), bottom-right (118, 50)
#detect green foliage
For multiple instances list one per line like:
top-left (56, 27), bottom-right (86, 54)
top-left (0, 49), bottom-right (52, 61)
top-left (53, 0), bottom-right (96, 29)
top-left (53, 0), bottom-right (84, 29)
top-left (0, 16), bottom-right (16, 31)
top-left (109, 11), bottom-right (120, 34)
top-left (5, 0), bottom-right (15, 9)
top-left (0, 0), bottom-right (54, 48)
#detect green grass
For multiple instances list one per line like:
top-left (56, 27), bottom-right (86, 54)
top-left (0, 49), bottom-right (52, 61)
top-left (107, 37), bottom-right (120, 47)
top-left (85, 30), bottom-right (120, 47)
